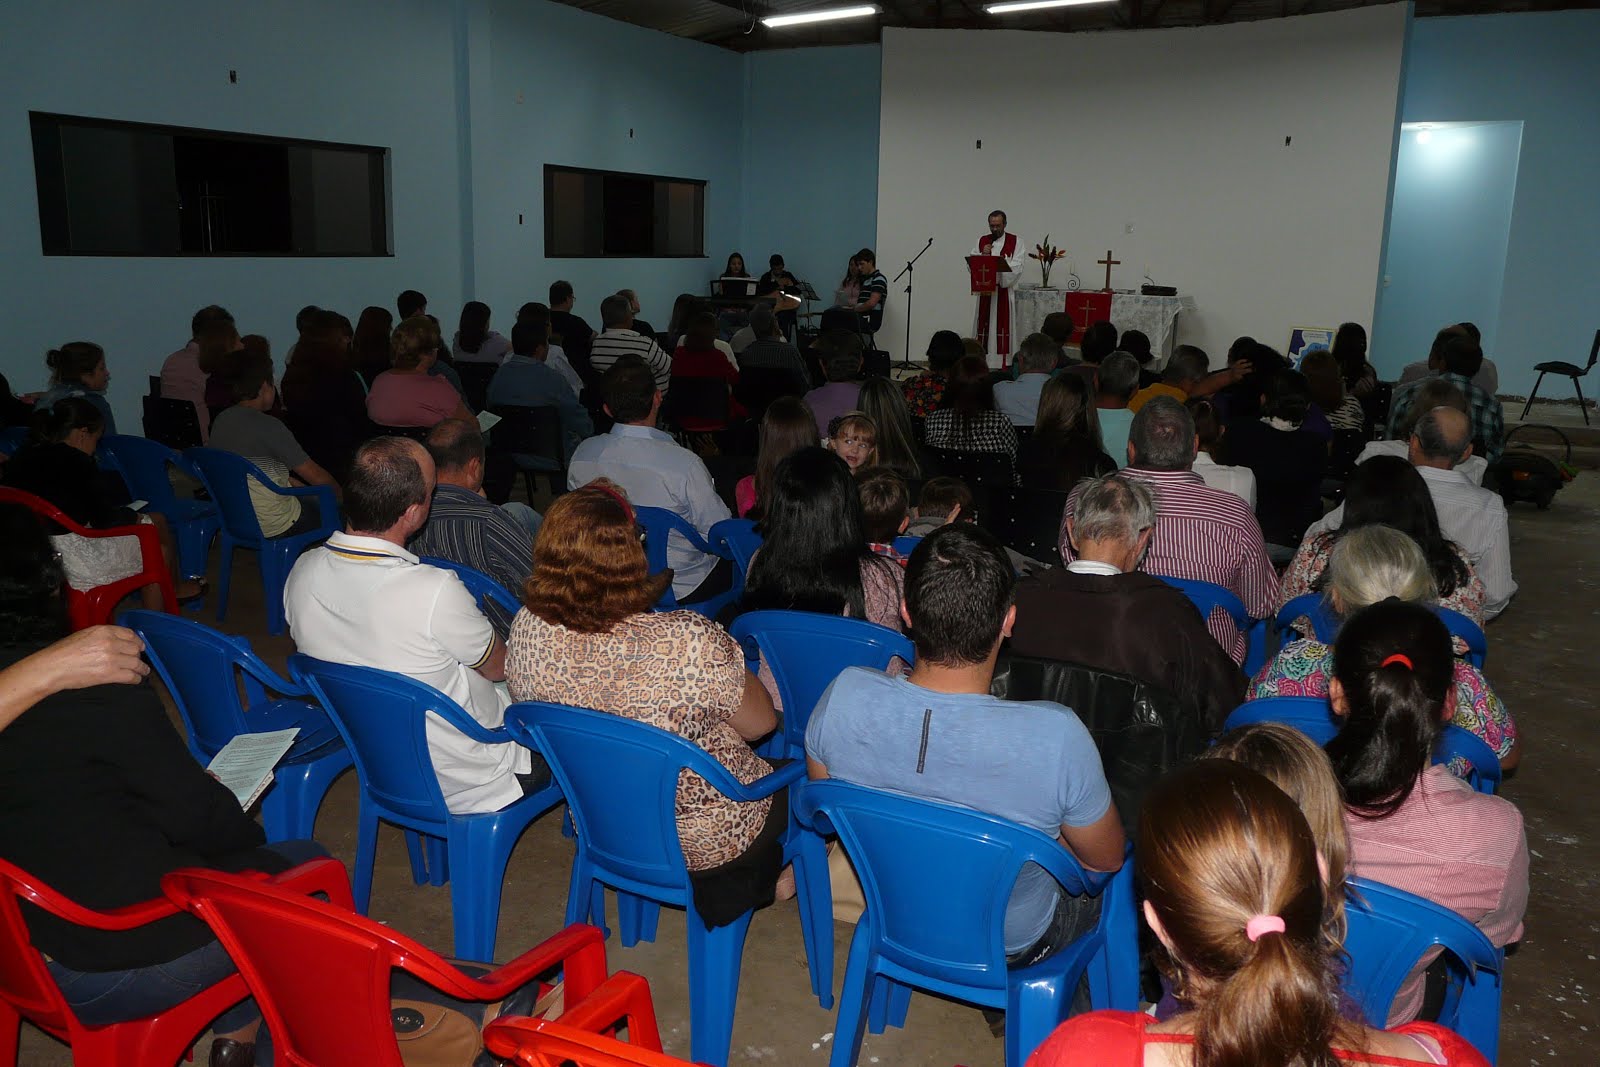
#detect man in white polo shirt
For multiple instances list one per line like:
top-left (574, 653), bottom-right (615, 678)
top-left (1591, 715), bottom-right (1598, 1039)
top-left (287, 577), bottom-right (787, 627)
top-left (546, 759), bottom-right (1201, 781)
top-left (285, 436), bottom-right (545, 814)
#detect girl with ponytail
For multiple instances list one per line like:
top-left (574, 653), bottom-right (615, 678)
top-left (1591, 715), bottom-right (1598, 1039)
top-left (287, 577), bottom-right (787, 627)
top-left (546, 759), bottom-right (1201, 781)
top-left (1028, 759), bottom-right (1489, 1066)
top-left (1329, 599), bottom-right (1528, 1026)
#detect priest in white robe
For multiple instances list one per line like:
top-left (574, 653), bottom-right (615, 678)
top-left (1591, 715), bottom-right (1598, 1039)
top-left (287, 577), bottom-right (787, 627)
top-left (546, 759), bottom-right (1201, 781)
top-left (970, 210), bottom-right (1025, 364)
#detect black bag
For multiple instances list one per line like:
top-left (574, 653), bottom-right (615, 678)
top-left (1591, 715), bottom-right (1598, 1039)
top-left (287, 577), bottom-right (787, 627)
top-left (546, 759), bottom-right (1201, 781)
top-left (1491, 423), bottom-right (1572, 510)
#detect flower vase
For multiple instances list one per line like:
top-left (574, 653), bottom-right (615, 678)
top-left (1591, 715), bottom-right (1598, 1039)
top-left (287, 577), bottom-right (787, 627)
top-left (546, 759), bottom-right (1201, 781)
top-left (1040, 264), bottom-right (1053, 289)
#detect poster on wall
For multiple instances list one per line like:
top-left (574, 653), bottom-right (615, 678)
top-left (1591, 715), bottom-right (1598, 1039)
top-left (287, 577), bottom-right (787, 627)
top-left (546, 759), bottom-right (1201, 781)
top-left (1287, 327), bottom-right (1335, 365)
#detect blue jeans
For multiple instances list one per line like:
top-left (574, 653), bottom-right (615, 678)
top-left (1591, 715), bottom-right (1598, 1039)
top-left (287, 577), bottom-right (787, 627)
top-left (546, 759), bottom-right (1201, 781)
top-left (499, 500), bottom-right (543, 538)
top-left (45, 839), bottom-right (327, 1031)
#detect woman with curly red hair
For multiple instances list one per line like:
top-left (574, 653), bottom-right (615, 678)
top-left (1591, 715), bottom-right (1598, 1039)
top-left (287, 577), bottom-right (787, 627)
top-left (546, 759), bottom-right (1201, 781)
top-left (505, 480), bottom-right (790, 923)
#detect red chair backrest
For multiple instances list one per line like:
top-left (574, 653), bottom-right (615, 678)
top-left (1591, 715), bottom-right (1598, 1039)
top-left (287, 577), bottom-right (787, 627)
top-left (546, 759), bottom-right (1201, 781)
top-left (485, 1018), bottom-right (703, 1067)
top-left (0, 860), bottom-right (80, 1039)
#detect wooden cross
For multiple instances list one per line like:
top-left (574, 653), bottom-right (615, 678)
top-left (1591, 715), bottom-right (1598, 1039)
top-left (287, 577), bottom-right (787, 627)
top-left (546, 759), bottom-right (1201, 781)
top-left (1097, 250), bottom-right (1121, 292)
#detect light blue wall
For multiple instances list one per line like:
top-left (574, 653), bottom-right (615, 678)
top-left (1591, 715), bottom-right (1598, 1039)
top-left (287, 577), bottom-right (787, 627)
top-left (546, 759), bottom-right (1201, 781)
top-left (1393, 10), bottom-right (1600, 395)
top-left (0, 0), bottom-right (466, 430)
top-left (739, 46), bottom-right (882, 322)
top-left (1373, 121), bottom-right (1522, 375)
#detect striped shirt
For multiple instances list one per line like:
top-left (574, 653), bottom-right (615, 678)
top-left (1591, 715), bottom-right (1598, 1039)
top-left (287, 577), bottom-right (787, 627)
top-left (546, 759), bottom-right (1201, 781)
top-left (407, 483), bottom-right (534, 639)
top-left (1305, 464), bottom-right (1515, 617)
top-left (1345, 764), bottom-right (1528, 1024)
top-left (588, 329), bottom-right (672, 392)
top-left (1060, 467), bottom-right (1279, 663)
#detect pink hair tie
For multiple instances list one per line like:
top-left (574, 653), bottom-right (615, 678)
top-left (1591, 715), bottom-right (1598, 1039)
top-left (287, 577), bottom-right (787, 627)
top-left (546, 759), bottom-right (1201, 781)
top-left (1245, 915), bottom-right (1286, 942)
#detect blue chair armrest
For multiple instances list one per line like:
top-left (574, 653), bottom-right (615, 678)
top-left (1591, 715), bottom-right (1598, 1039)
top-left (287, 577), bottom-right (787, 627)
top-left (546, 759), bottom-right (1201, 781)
top-left (281, 482), bottom-right (339, 515)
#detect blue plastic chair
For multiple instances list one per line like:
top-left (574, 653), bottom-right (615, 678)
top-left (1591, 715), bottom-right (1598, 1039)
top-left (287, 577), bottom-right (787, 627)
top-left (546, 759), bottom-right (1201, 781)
top-left (794, 780), bottom-right (1140, 1067)
top-left (0, 426), bottom-right (28, 456)
top-left (1435, 724), bottom-right (1503, 794)
top-left (287, 655), bottom-right (563, 962)
top-left (119, 610), bottom-right (351, 842)
top-left (708, 517), bottom-right (761, 577)
top-left (636, 505), bottom-right (739, 618)
top-left (1275, 592), bottom-right (1341, 642)
top-left (1438, 606), bottom-right (1488, 669)
top-left (728, 611), bottom-right (914, 760)
top-left (891, 534), bottom-right (921, 557)
top-left (502, 702), bottom-right (830, 1067)
top-left (185, 448), bottom-right (339, 636)
top-left (1156, 575), bottom-right (1269, 674)
top-left (98, 434), bottom-right (220, 583)
top-left (417, 555), bottom-right (522, 620)
top-left (1222, 696), bottom-right (1340, 744)
top-left (1343, 876), bottom-right (1503, 1064)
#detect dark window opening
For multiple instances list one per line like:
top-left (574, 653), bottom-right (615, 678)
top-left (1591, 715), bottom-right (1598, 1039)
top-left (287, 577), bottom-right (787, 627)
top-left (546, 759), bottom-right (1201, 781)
top-left (544, 164), bottom-right (704, 259)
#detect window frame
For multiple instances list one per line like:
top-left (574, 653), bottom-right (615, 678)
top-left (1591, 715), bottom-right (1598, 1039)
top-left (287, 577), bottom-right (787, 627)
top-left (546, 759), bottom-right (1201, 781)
top-left (542, 163), bottom-right (706, 260)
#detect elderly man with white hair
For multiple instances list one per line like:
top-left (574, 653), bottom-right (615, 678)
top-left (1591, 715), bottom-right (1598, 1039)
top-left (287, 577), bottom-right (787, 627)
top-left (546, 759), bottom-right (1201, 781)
top-left (994, 332), bottom-right (1061, 427)
top-left (1011, 474), bottom-right (1245, 733)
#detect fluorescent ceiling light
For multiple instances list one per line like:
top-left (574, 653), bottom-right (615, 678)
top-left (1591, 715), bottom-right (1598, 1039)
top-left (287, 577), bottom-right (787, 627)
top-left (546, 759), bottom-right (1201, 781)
top-left (985, 0), bottom-right (1119, 13)
top-left (762, 5), bottom-right (879, 28)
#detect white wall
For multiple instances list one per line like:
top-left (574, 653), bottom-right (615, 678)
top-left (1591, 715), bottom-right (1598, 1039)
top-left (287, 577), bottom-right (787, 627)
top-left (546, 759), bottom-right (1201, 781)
top-left (874, 6), bottom-right (1408, 363)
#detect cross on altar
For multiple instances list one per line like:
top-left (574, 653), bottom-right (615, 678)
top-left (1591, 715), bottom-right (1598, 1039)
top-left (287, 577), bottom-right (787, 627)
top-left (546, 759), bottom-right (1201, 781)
top-left (1097, 250), bottom-right (1121, 292)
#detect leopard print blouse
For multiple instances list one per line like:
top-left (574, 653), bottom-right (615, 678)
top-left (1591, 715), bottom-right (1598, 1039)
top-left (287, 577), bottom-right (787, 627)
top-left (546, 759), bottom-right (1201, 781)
top-left (506, 609), bottom-right (772, 870)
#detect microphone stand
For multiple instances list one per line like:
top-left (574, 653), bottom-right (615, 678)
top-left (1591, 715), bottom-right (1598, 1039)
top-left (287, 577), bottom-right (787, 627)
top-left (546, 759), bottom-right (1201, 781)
top-left (893, 238), bottom-right (934, 372)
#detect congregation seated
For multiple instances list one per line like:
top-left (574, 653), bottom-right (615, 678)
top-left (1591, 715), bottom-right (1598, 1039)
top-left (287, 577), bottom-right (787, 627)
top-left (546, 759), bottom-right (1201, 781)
top-left (1398, 320), bottom-right (1499, 397)
top-left (1117, 329), bottom-right (1162, 390)
top-left (857, 465), bottom-right (912, 563)
top-left (36, 340), bottom-right (117, 435)
top-left (1029, 758), bottom-right (1490, 1067)
top-left (670, 311), bottom-right (747, 428)
top-left (734, 396), bottom-right (818, 519)
top-left (590, 292), bottom-right (671, 392)
top-left (1039, 312), bottom-right (1080, 369)
top-left (905, 475), bottom-right (1040, 575)
top-left (1222, 368), bottom-right (1328, 551)
top-left (802, 330), bottom-right (864, 438)
top-left (1250, 525), bottom-right (1518, 772)
top-left (1065, 320), bottom-right (1119, 392)
top-left (827, 412), bottom-right (877, 473)
top-left (505, 482), bottom-right (792, 921)
top-left (161, 304), bottom-right (236, 442)
top-left (1060, 396), bottom-right (1279, 663)
top-left (993, 332), bottom-right (1057, 427)
top-left (1326, 599), bottom-right (1527, 1025)
top-left (451, 300), bottom-right (512, 365)
top-left (1186, 398), bottom-right (1256, 507)
top-left (487, 315), bottom-right (592, 459)
top-left (366, 316), bottom-right (474, 430)
top-left (1356, 377), bottom-right (1489, 485)
top-left (567, 359), bottom-right (733, 606)
top-left (1308, 406), bottom-right (1515, 617)
top-left (924, 354), bottom-right (1019, 465)
top-left (808, 523), bottom-right (1125, 966)
top-left (1300, 347), bottom-right (1368, 432)
top-left (615, 288), bottom-right (657, 344)
top-left (5, 398), bottom-right (201, 604)
top-left (280, 308), bottom-right (371, 480)
top-left (285, 437), bottom-right (547, 814)
top-left (409, 418), bottom-right (541, 639)
top-left (0, 506), bottom-right (323, 1067)
top-left (1010, 475), bottom-right (1245, 734)
top-left (209, 347), bottom-right (341, 537)
top-left (516, 301), bottom-right (586, 398)
top-left (547, 280), bottom-right (598, 389)
top-left (1281, 454), bottom-right (1489, 638)
top-left (734, 305), bottom-right (809, 400)
top-left (1332, 320), bottom-right (1380, 404)
top-left (901, 329), bottom-right (964, 418)
top-left (1016, 372), bottom-right (1115, 491)
top-left (856, 377), bottom-right (925, 482)
top-left (351, 304), bottom-right (395, 387)
top-left (1388, 327), bottom-right (1505, 463)
top-left (1091, 351), bottom-right (1141, 468)
top-left (740, 447), bottom-right (905, 641)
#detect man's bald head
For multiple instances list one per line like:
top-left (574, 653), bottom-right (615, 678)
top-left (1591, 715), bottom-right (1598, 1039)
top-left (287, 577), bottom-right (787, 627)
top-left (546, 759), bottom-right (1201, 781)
top-left (1410, 405), bottom-right (1472, 469)
top-left (346, 436), bottom-right (436, 535)
top-left (425, 417), bottom-right (485, 488)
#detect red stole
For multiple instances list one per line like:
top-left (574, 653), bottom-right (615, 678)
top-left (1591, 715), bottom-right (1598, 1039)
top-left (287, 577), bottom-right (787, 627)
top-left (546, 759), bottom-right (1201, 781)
top-left (976, 232), bottom-right (1018, 361)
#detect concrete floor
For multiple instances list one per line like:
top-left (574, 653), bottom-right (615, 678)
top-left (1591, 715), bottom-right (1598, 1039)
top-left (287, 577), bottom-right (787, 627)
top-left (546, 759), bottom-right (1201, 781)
top-left (18, 475), bottom-right (1600, 1066)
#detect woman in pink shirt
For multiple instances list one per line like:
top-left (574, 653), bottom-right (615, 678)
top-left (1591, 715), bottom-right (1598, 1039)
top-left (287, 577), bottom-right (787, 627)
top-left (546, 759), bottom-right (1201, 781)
top-left (366, 316), bottom-right (473, 430)
top-left (1327, 599), bottom-right (1528, 1025)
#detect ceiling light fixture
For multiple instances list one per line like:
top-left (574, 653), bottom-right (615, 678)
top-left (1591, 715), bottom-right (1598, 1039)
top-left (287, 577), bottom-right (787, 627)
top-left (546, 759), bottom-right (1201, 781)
top-left (762, 4), bottom-right (880, 28)
top-left (984, 0), bottom-right (1119, 13)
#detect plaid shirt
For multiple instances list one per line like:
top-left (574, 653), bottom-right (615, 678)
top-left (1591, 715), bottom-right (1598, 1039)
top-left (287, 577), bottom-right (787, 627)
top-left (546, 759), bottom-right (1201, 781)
top-left (1388, 372), bottom-right (1505, 464)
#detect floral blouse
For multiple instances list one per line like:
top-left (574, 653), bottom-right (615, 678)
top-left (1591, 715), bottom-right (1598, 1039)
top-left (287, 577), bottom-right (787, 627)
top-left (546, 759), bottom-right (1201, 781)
top-left (1248, 639), bottom-right (1516, 771)
top-left (506, 609), bottom-right (772, 870)
top-left (1280, 532), bottom-right (1487, 654)
top-left (901, 371), bottom-right (946, 418)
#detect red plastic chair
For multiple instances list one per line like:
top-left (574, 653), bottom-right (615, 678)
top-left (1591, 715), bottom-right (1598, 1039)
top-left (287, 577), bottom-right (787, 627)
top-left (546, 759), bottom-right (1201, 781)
top-left (0, 857), bottom-right (334, 1067)
top-left (0, 486), bottom-right (176, 629)
top-left (487, 982), bottom-right (701, 1067)
top-left (161, 860), bottom-right (611, 1067)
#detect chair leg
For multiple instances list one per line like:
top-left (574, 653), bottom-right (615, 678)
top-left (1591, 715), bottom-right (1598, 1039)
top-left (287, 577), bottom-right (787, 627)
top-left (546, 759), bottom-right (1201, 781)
top-left (1007, 974), bottom-right (1069, 1067)
top-left (426, 835), bottom-right (450, 886)
top-left (618, 893), bottom-right (661, 946)
top-left (214, 539), bottom-right (235, 622)
top-left (0, 1002), bottom-right (19, 1067)
top-left (447, 829), bottom-right (503, 962)
top-left (262, 548), bottom-right (288, 636)
top-left (684, 906), bottom-right (754, 1067)
top-left (866, 977), bottom-right (911, 1034)
top-left (1575, 376), bottom-right (1589, 426)
top-left (353, 810), bottom-right (380, 913)
top-left (828, 930), bottom-right (877, 1067)
top-left (1520, 372), bottom-right (1546, 421)
top-left (792, 831), bottom-right (835, 1009)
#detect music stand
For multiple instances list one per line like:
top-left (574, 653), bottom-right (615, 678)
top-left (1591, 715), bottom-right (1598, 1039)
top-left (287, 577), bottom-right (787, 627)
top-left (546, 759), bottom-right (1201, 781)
top-left (893, 239), bottom-right (934, 371)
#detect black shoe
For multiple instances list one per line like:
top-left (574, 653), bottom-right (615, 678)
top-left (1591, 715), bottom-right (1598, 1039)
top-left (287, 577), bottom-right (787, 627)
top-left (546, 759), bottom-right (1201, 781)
top-left (210, 1038), bottom-right (256, 1067)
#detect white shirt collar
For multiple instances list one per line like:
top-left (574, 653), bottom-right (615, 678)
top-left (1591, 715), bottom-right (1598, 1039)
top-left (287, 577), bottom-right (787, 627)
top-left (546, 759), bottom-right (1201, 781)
top-left (609, 422), bottom-right (673, 442)
top-left (1066, 559), bottom-right (1123, 576)
top-left (325, 530), bottom-right (418, 564)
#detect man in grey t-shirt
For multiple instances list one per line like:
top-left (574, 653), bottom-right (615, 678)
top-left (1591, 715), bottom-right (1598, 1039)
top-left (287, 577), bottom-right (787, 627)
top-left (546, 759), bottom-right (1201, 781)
top-left (806, 524), bottom-right (1125, 964)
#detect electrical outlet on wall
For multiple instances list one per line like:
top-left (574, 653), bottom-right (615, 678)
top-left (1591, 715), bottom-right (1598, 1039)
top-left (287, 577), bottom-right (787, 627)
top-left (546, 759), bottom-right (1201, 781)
top-left (1124, 222), bottom-right (1134, 235)
top-left (515, 91), bottom-right (524, 104)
